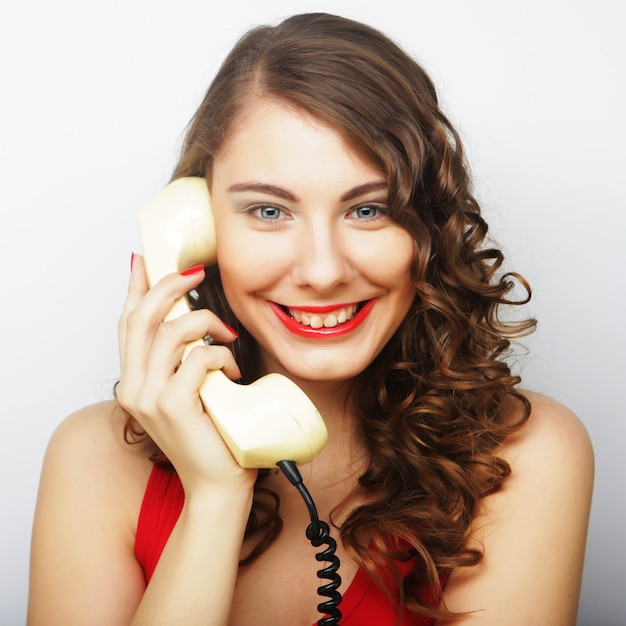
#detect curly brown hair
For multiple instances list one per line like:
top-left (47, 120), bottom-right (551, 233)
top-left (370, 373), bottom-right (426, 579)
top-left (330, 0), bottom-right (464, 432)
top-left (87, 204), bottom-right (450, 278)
top-left (125, 12), bottom-right (536, 620)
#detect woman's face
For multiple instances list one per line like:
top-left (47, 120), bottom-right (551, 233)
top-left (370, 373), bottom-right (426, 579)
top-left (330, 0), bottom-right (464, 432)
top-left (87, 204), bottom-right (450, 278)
top-left (211, 97), bottom-right (416, 384)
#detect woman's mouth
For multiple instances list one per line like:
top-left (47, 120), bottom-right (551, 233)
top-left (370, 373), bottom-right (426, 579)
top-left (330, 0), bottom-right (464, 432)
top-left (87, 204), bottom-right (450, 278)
top-left (288, 303), bottom-right (358, 328)
top-left (269, 300), bottom-right (376, 338)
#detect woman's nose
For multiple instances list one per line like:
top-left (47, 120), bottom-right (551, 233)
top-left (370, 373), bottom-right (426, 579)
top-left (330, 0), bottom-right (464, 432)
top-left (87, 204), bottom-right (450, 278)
top-left (292, 221), bottom-right (352, 292)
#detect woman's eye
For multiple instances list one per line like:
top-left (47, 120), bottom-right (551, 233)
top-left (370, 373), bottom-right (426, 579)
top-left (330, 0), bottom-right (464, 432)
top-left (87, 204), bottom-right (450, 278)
top-left (355, 206), bottom-right (377, 219)
top-left (350, 204), bottom-right (387, 220)
top-left (254, 205), bottom-right (283, 220)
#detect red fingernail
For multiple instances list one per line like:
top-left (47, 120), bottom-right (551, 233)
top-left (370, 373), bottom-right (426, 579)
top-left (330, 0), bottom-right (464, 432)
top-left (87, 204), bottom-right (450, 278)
top-left (180, 264), bottom-right (205, 276)
top-left (223, 323), bottom-right (239, 338)
top-left (130, 252), bottom-right (135, 271)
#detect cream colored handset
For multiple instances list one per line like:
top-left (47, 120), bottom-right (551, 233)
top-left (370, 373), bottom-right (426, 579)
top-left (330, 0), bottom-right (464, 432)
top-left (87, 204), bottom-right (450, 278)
top-left (138, 177), bottom-right (328, 468)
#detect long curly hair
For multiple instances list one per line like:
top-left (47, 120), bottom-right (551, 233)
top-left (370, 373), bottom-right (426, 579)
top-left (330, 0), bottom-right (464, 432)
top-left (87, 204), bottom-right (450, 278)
top-left (125, 13), bottom-right (536, 619)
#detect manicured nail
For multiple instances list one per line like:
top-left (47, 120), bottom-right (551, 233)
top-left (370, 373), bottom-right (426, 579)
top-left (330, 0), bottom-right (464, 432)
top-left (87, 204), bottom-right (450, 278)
top-left (180, 264), bottom-right (205, 276)
top-left (223, 323), bottom-right (239, 338)
top-left (130, 252), bottom-right (135, 271)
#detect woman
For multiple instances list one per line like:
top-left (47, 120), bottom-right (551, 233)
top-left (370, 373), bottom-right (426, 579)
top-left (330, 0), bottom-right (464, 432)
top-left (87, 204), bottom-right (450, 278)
top-left (28, 13), bottom-right (594, 626)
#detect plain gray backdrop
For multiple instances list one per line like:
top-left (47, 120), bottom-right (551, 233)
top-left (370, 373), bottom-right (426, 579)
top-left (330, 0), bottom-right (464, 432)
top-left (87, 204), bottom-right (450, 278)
top-left (1, 1), bottom-right (624, 624)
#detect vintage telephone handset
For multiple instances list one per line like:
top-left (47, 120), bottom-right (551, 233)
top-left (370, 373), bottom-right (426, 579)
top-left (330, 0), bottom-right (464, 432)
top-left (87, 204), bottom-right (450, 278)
top-left (139, 177), bottom-right (342, 624)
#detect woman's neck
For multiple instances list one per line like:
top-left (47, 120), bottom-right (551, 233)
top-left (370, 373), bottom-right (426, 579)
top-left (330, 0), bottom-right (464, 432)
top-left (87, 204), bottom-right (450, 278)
top-left (270, 377), bottom-right (368, 497)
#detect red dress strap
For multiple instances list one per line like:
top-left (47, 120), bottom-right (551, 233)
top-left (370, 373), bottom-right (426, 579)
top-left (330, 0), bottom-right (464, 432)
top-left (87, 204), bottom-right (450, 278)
top-left (135, 463), bottom-right (184, 582)
top-left (135, 463), bottom-right (439, 624)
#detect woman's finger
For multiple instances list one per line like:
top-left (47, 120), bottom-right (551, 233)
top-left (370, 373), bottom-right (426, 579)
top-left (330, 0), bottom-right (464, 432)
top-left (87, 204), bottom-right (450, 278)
top-left (118, 253), bottom-right (149, 370)
top-left (119, 262), bottom-right (206, 380)
top-left (140, 311), bottom-right (240, 395)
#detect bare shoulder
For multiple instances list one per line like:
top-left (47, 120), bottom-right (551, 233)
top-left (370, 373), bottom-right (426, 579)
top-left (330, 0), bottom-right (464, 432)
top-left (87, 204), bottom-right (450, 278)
top-left (29, 402), bottom-right (153, 624)
top-left (492, 389), bottom-right (595, 537)
top-left (48, 400), bottom-right (151, 464)
top-left (49, 399), bottom-right (137, 452)
top-left (439, 392), bottom-right (594, 624)
top-left (45, 400), bottom-right (156, 526)
top-left (503, 390), bottom-right (594, 479)
top-left (43, 400), bottom-right (154, 500)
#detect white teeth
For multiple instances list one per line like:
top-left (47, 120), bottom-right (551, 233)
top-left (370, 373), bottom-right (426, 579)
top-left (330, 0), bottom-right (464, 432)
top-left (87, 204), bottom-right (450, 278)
top-left (286, 304), bottom-right (358, 328)
top-left (310, 315), bottom-right (324, 329)
top-left (323, 314), bottom-right (338, 328)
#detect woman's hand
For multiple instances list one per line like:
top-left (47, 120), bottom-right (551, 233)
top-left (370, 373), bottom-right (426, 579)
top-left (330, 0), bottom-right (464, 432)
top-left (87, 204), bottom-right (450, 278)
top-left (117, 254), bottom-right (257, 498)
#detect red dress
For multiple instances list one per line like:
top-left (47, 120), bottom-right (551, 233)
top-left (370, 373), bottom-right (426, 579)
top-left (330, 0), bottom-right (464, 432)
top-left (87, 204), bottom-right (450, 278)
top-left (135, 464), bottom-right (437, 625)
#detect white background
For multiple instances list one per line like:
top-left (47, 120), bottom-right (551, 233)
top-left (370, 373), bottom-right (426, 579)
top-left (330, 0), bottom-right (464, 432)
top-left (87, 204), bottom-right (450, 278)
top-left (1, 1), bottom-right (624, 624)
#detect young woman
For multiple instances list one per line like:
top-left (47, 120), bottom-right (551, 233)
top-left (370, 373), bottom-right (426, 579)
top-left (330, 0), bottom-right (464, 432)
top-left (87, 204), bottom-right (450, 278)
top-left (28, 13), bottom-right (594, 626)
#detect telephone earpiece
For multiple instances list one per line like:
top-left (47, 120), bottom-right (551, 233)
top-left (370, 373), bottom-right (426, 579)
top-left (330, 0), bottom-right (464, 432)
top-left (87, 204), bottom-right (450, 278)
top-left (139, 177), bottom-right (216, 322)
top-left (138, 178), bottom-right (328, 468)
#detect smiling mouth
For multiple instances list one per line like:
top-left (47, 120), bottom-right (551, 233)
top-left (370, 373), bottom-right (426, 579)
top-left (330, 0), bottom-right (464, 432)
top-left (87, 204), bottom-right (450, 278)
top-left (269, 300), bottom-right (376, 338)
top-left (283, 303), bottom-right (360, 329)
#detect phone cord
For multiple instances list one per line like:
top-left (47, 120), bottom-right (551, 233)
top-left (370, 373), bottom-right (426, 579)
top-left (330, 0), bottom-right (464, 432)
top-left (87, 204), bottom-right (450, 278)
top-left (277, 461), bottom-right (343, 625)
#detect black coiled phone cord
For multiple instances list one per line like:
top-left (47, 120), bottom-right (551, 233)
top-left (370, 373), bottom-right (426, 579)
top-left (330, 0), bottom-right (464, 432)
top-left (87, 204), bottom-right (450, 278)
top-left (277, 461), bottom-right (343, 625)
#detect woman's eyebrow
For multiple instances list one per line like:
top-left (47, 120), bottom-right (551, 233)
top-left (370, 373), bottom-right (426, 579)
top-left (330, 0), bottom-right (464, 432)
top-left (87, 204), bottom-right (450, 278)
top-left (228, 182), bottom-right (298, 201)
top-left (227, 180), bottom-right (388, 202)
top-left (340, 181), bottom-right (388, 201)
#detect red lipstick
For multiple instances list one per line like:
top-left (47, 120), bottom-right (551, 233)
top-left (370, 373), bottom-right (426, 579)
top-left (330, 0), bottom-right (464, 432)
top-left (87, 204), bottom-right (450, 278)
top-left (269, 300), bottom-right (376, 338)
